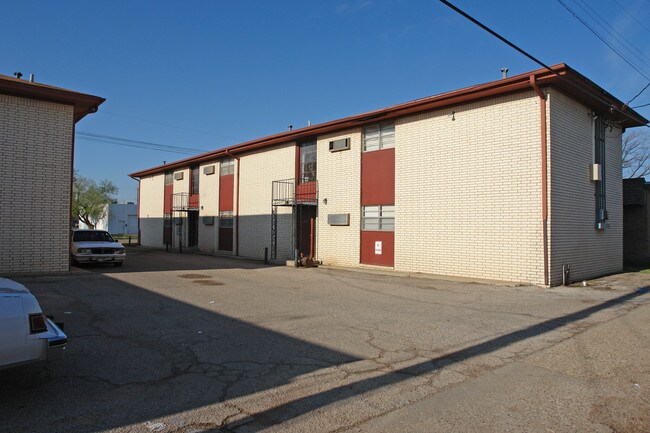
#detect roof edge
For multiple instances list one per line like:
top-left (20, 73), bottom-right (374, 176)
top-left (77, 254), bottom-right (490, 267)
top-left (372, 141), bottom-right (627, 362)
top-left (130, 63), bottom-right (648, 179)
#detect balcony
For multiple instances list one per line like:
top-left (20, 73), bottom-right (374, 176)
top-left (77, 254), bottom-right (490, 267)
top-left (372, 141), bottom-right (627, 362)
top-left (172, 192), bottom-right (199, 211)
top-left (272, 178), bottom-right (318, 206)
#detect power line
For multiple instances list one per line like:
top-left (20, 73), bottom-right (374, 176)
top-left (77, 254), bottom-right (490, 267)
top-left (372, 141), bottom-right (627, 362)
top-left (100, 110), bottom-right (241, 142)
top-left (437, 0), bottom-right (645, 122)
top-left (75, 132), bottom-right (211, 155)
top-left (438, 0), bottom-right (557, 73)
top-left (555, 0), bottom-right (650, 81)
top-left (572, 0), bottom-right (650, 69)
top-left (633, 102), bottom-right (650, 109)
top-left (612, 0), bottom-right (650, 34)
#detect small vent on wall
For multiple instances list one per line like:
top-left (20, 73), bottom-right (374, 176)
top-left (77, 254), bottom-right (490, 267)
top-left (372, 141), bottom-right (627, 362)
top-left (329, 138), bottom-right (350, 152)
top-left (202, 216), bottom-right (214, 225)
top-left (203, 165), bottom-right (215, 175)
top-left (174, 172), bottom-right (184, 180)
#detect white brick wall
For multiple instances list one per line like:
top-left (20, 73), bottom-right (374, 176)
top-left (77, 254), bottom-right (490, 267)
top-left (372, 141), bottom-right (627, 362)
top-left (198, 162), bottom-right (219, 253)
top-left (394, 91), bottom-right (545, 283)
top-left (548, 90), bottom-right (623, 285)
top-left (317, 130), bottom-right (362, 266)
top-left (0, 94), bottom-right (74, 274)
top-left (238, 143), bottom-right (295, 259)
top-left (139, 173), bottom-right (165, 247)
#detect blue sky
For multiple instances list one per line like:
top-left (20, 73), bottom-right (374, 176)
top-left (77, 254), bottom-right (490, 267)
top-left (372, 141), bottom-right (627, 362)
top-left (2, 0), bottom-right (650, 202)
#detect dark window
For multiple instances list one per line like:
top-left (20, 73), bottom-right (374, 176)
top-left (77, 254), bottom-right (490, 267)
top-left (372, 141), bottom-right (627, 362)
top-left (300, 142), bottom-right (317, 183)
top-left (190, 166), bottom-right (199, 195)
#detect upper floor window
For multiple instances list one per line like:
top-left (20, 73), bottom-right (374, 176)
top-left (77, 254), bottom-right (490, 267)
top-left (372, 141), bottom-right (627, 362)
top-left (300, 141), bottom-right (317, 183)
top-left (220, 158), bottom-right (235, 176)
top-left (190, 166), bottom-right (199, 195)
top-left (164, 172), bottom-right (173, 185)
top-left (363, 123), bottom-right (395, 152)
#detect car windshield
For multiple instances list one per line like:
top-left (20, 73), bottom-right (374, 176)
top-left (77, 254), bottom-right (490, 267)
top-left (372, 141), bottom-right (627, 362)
top-left (73, 231), bottom-right (115, 242)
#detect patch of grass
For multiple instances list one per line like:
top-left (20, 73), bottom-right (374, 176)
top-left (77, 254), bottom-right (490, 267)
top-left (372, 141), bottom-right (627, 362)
top-left (640, 269), bottom-right (650, 274)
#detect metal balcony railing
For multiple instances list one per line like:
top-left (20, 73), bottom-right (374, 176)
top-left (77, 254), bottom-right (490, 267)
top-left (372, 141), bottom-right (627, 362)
top-left (172, 192), bottom-right (199, 211)
top-left (272, 178), bottom-right (317, 206)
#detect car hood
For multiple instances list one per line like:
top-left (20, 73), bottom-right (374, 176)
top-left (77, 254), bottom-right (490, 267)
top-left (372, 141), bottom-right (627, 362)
top-left (0, 277), bottom-right (29, 294)
top-left (72, 241), bottom-right (124, 249)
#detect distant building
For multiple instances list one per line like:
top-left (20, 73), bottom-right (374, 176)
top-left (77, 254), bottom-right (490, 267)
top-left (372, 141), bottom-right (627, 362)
top-left (623, 178), bottom-right (650, 266)
top-left (0, 74), bottom-right (104, 275)
top-left (130, 64), bottom-right (647, 286)
top-left (78, 203), bottom-right (138, 235)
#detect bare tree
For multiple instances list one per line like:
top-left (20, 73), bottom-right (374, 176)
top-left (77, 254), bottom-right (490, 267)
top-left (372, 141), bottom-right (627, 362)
top-left (622, 131), bottom-right (650, 179)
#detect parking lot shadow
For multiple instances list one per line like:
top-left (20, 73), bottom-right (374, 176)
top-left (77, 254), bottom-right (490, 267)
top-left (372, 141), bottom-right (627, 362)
top-left (75, 246), bottom-right (271, 274)
top-left (0, 271), bottom-right (358, 433)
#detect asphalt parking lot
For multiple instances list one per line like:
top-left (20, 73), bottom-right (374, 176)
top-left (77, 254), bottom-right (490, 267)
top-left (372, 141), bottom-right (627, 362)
top-left (1, 247), bottom-right (649, 433)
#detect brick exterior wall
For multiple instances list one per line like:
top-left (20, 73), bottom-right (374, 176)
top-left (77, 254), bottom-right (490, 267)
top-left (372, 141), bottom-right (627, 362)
top-left (548, 90), bottom-right (623, 285)
top-left (394, 91), bottom-right (545, 283)
top-left (198, 163), bottom-right (219, 253)
top-left (238, 143), bottom-right (295, 259)
top-left (0, 94), bottom-right (74, 274)
top-left (316, 130), bottom-right (362, 267)
top-left (139, 173), bottom-right (165, 247)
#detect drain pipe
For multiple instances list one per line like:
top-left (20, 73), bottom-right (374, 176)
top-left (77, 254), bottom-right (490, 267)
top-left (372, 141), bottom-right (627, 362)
top-left (530, 74), bottom-right (549, 286)
top-left (225, 149), bottom-right (241, 256)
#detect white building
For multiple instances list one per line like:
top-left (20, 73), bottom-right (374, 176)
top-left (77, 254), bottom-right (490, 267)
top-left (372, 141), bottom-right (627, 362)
top-left (79, 203), bottom-right (138, 235)
top-left (0, 74), bottom-right (104, 275)
top-left (130, 64), bottom-right (647, 286)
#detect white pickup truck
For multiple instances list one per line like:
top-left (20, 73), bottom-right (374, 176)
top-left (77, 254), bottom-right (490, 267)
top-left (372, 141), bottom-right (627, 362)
top-left (0, 277), bottom-right (68, 370)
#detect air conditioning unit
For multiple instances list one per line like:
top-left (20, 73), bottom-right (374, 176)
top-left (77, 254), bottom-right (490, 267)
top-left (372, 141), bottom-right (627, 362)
top-left (174, 172), bottom-right (184, 181)
top-left (203, 165), bottom-right (215, 175)
top-left (329, 138), bottom-right (350, 152)
top-left (202, 216), bottom-right (215, 225)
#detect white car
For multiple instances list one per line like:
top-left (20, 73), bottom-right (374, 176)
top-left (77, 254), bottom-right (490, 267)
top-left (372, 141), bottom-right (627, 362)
top-left (0, 278), bottom-right (68, 370)
top-left (71, 229), bottom-right (126, 267)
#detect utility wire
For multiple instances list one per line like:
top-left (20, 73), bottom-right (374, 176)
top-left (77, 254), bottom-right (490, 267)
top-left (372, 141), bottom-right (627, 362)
top-left (75, 132), bottom-right (211, 155)
top-left (555, 0), bottom-right (650, 81)
top-left (633, 102), bottom-right (650, 109)
top-left (437, 0), bottom-right (645, 122)
top-left (438, 0), bottom-right (556, 72)
top-left (613, 0), bottom-right (650, 34)
top-left (100, 110), bottom-right (241, 142)
top-left (572, 0), bottom-right (650, 68)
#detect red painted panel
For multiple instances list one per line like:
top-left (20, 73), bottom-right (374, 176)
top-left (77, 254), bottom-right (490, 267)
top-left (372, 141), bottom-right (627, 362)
top-left (219, 174), bottom-right (234, 211)
top-left (189, 194), bottom-right (199, 209)
top-left (219, 227), bottom-right (233, 252)
top-left (360, 231), bottom-right (394, 267)
top-left (361, 148), bottom-right (395, 205)
top-left (163, 184), bottom-right (173, 214)
top-left (296, 181), bottom-right (317, 203)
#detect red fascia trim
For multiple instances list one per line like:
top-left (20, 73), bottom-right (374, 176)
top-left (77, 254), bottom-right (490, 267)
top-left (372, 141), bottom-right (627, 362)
top-left (129, 63), bottom-right (647, 179)
top-left (0, 74), bottom-right (105, 122)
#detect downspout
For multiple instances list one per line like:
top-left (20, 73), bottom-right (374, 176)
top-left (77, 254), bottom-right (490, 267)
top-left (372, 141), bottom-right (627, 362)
top-left (530, 75), bottom-right (549, 286)
top-left (69, 123), bottom-right (76, 270)
top-left (225, 149), bottom-right (240, 256)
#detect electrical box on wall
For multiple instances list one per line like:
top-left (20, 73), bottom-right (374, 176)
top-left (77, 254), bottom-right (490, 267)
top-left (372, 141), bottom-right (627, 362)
top-left (329, 138), bottom-right (350, 152)
top-left (174, 172), bottom-right (184, 180)
top-left (203, 165), bottom-right (215, 175)
top-left (591, 163), bottom-right (602, 181)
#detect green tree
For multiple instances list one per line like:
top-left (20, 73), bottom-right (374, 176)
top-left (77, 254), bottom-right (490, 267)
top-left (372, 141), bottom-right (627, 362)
top-left (73, 171), bottom-right (118, 229)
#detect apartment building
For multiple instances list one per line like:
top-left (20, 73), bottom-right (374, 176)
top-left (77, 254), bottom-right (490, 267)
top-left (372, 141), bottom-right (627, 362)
top-left (130, 64), bottom-right (647, 286)
top-left (0, 74), bottom-right (104, 275)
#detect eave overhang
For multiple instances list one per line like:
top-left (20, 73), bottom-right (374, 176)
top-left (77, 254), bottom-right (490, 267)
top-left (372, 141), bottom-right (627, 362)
top-left (130, 63), bottom-right (648, 179)
top-left (0, 74), bottom-right (105, 123)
